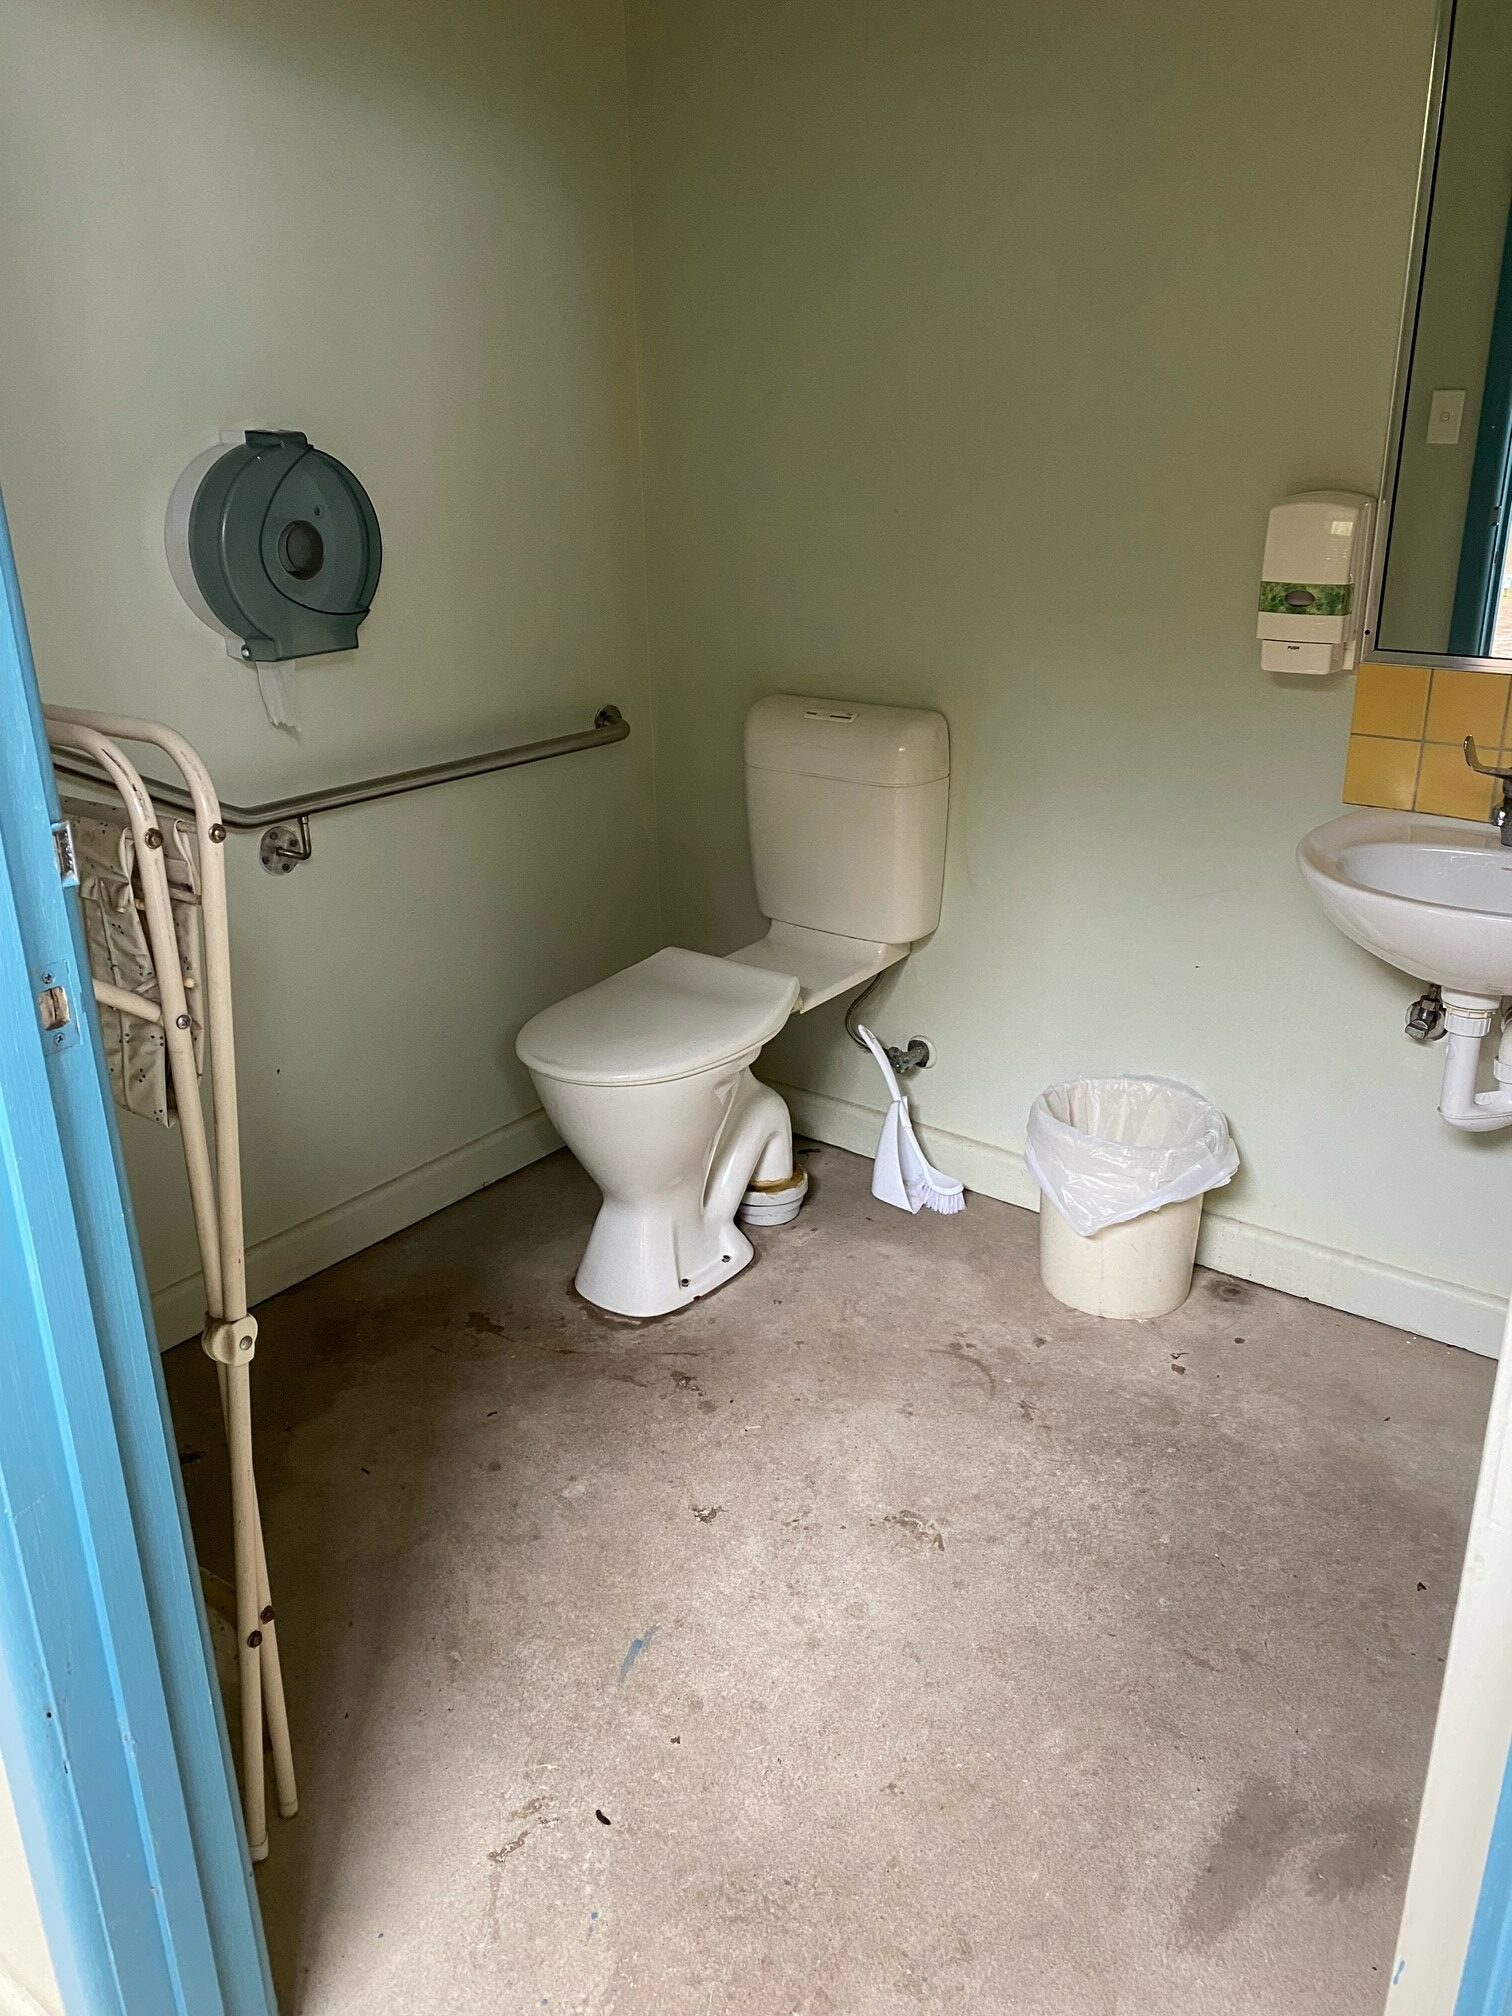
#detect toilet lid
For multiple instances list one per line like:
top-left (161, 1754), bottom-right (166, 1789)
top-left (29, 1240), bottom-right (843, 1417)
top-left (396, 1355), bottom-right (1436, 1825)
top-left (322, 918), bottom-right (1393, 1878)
top-left (516, 947), bottom-right (800, 1088)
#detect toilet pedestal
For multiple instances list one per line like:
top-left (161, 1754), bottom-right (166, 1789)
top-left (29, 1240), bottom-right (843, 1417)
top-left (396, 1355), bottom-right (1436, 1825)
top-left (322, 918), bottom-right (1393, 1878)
top-left (535, 1057), bottom-right (794, 1319)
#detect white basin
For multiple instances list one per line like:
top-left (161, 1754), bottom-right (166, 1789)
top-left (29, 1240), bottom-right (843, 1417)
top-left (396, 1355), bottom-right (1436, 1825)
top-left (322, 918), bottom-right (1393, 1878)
top-left (1298, 808), bottom-right (1512, 999)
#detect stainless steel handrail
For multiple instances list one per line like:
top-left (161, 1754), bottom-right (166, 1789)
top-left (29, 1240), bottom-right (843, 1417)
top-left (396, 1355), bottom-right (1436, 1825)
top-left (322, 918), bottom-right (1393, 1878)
top-left (50, 703), bottom-right (629, 874)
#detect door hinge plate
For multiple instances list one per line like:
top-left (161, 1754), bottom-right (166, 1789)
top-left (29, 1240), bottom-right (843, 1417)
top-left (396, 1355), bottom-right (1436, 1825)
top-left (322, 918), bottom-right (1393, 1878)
top-left (35, 962), bottom-right (80, 1054)
top-left (51, 819), bottom-right (78, 887)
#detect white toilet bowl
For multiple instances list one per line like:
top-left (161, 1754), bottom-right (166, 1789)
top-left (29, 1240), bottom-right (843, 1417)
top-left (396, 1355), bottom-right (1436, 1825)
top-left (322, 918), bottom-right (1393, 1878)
top-left (517, 948), bottom-right (801, 1318)
top-left (516, 695), bottom-right (951, 1320)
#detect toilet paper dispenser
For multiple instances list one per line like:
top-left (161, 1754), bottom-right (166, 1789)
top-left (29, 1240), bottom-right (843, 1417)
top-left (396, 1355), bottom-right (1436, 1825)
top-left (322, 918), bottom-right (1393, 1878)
top-left (166, 429), bottom-right (382, 665)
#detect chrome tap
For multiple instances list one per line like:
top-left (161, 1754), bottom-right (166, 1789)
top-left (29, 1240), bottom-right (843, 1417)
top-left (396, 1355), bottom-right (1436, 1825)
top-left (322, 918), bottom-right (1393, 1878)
top-left (1462, 738), bottom-right (1512, 845)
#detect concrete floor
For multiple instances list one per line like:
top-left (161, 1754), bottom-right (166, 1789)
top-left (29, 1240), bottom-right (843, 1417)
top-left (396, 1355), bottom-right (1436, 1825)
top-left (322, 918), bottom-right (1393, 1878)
top-left (166, 1144), bottom-right (1492, 2016)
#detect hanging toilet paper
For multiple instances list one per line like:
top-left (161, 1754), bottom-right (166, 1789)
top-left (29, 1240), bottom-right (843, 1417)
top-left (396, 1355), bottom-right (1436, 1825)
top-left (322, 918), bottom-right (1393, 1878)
top-left (255, 660), bottom-right (298, 732)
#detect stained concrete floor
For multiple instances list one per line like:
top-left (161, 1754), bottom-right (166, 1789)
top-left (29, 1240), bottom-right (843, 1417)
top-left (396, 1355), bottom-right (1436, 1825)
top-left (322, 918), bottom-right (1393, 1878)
top-left (165, 1144), bottom-right (1493, 2016)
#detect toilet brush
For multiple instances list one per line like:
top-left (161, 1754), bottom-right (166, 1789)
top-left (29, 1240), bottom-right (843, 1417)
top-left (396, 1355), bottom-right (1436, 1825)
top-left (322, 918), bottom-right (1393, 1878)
top-left (856, 1025), bottom-right (965, 1216)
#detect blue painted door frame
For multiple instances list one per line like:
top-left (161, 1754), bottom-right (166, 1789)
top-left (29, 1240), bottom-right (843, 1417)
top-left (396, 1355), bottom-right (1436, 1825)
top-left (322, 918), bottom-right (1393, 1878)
top-left (0, 490), bottom-right (274, 2016)
top-left (1455, 1740), bottom-right (1512, 2016)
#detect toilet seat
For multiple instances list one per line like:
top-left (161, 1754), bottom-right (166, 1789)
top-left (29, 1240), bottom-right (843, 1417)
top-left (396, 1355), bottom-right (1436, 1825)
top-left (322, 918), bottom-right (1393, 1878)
top-left (517, 947), bottom-right (800, 1088)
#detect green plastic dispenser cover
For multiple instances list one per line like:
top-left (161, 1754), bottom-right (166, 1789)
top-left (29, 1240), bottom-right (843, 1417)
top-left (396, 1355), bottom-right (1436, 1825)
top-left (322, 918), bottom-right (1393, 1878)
top-left (187, 430), bottom-right (382, 661)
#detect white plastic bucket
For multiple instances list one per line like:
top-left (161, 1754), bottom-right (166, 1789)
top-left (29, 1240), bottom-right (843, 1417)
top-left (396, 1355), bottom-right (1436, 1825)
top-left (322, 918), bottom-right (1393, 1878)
top-left (1025, 1075), bottom-right (1236, 1320)
top-left (1038, 1189), bottom-right (1203, 1320)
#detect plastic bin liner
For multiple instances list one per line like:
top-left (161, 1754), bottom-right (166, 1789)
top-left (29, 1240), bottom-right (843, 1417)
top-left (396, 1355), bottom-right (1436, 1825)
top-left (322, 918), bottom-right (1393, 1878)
top-left (1025, 1076), bottom-right (1238, 1238)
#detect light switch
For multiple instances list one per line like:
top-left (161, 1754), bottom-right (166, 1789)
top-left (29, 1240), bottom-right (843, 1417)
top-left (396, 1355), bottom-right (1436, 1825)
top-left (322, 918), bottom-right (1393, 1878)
top-left (1427, 389), bottom-right (1466, 445)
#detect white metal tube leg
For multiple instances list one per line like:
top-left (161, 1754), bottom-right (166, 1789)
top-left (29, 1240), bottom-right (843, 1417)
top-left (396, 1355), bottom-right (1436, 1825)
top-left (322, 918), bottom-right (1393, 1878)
top-left (254, 1518), bottom-right (297, 1820)
top-left (217, 1365), bottom-right (297, 1821)
top-left (224, 1363), bottom-right (267, 1859)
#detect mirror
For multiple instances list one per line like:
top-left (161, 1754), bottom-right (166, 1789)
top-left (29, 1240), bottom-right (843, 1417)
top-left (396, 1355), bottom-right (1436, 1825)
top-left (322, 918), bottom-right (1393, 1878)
top-left (1369, 0), bottom-right (1512, 667)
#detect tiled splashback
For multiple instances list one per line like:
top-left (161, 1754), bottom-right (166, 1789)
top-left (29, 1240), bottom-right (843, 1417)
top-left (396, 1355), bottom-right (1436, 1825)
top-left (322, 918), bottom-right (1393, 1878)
top-left (1344, 664), bottom-right (1510, 821)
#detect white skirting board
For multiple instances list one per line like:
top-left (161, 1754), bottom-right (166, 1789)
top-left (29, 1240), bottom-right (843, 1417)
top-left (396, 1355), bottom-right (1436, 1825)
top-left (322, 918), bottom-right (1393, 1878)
top-left (151, 1086), bottom-right (1506, 1359)
top-left (150, 1107), bottom-right (561, 1350)
top-left (770, 1080), bottom-right (1507, 1360)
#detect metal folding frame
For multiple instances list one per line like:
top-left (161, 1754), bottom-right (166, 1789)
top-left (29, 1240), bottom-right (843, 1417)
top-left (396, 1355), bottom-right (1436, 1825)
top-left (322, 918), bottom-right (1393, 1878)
top-left (43, 706), bottom-right (298, 1863)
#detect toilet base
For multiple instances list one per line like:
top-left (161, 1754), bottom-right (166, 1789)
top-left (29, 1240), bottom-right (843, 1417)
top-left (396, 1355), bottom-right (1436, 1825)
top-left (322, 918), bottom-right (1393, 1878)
top-left (575, 1219), bottom-right (756, 1320)
top-left (577, 1161), bottom-right (809, 1317)
top-left (542, 1060), bottom-right (798, 1320)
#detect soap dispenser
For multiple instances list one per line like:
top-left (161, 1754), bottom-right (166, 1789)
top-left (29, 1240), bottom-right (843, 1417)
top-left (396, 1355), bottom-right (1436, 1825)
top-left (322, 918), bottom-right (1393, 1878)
top-left (1257, 490), bottom-right (1373, 674)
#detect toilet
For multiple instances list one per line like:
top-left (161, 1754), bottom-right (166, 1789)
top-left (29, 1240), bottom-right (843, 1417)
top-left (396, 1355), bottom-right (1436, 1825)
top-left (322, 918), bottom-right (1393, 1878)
top-left (517, 695), bottom-right (949, 1318)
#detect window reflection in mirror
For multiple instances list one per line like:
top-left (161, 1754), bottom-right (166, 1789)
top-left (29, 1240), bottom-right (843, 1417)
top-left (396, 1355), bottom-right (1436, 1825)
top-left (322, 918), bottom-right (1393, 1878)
top-left (1494, 513), bottom-right (1512, 657)
top-left (1374, 0), bottom-right (1512, 664)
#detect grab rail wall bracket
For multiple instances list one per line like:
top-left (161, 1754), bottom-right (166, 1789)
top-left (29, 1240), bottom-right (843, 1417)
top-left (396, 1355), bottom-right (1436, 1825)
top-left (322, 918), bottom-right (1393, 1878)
top-left (259, 817), bottom-right (312, 877)
top-left (49, 703), bottom-right (630, 876)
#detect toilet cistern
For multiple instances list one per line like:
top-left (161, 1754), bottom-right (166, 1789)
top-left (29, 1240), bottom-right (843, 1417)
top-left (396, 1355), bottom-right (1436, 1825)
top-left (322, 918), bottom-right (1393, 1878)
top-left (516, 695), bottom-right (950, 1318)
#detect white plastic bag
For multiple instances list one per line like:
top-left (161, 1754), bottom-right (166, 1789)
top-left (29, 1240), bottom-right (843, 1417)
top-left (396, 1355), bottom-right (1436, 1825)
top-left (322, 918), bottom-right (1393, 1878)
top-left (1025, 1076), bottom-right (1238, 1239)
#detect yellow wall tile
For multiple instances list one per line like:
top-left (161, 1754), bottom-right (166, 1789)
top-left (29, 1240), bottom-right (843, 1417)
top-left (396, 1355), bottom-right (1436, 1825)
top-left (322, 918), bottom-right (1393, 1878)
top-left (1415, 741), bottom-right (1495, 821)
top-left (1341, 666), bottom-right (1511, 824)
top-left (1425, 668), bottom-right (1511, 751)
top-left (1343, 734), bottom-right (1419, 810)
top-left (1351, 662), bottom-right (1431, 739)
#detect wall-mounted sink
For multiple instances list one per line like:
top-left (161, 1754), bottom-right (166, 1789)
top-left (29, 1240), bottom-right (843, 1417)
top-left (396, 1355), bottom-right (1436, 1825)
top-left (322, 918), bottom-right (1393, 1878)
top-left (1298, 808), bottom-right (1512, 999)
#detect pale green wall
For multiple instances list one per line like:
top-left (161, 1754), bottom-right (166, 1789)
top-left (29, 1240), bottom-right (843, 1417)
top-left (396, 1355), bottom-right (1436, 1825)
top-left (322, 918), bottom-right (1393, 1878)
top-left (624, 0), bottom-right (1512, 1348)
top-left (0, 0), bottom-right (660, 1335)
top-left (3, 0), bottom-right (1500, 1355)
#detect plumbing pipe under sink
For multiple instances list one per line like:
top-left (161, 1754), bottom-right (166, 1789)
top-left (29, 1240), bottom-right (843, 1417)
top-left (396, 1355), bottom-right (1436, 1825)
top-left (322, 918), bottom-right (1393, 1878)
top-left (1438, 992), bottom-right (1512, 1133)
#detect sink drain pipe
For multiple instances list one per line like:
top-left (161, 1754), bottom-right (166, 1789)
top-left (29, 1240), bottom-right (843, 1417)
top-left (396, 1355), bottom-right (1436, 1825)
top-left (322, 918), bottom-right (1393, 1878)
top-left (1438, 992), bottom-right (1512, 1132)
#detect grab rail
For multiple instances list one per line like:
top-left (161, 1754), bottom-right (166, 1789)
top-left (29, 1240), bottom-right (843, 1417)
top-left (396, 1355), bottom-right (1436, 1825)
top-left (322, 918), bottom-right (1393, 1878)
top-left (48, 703), bottom-right (629, 874)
